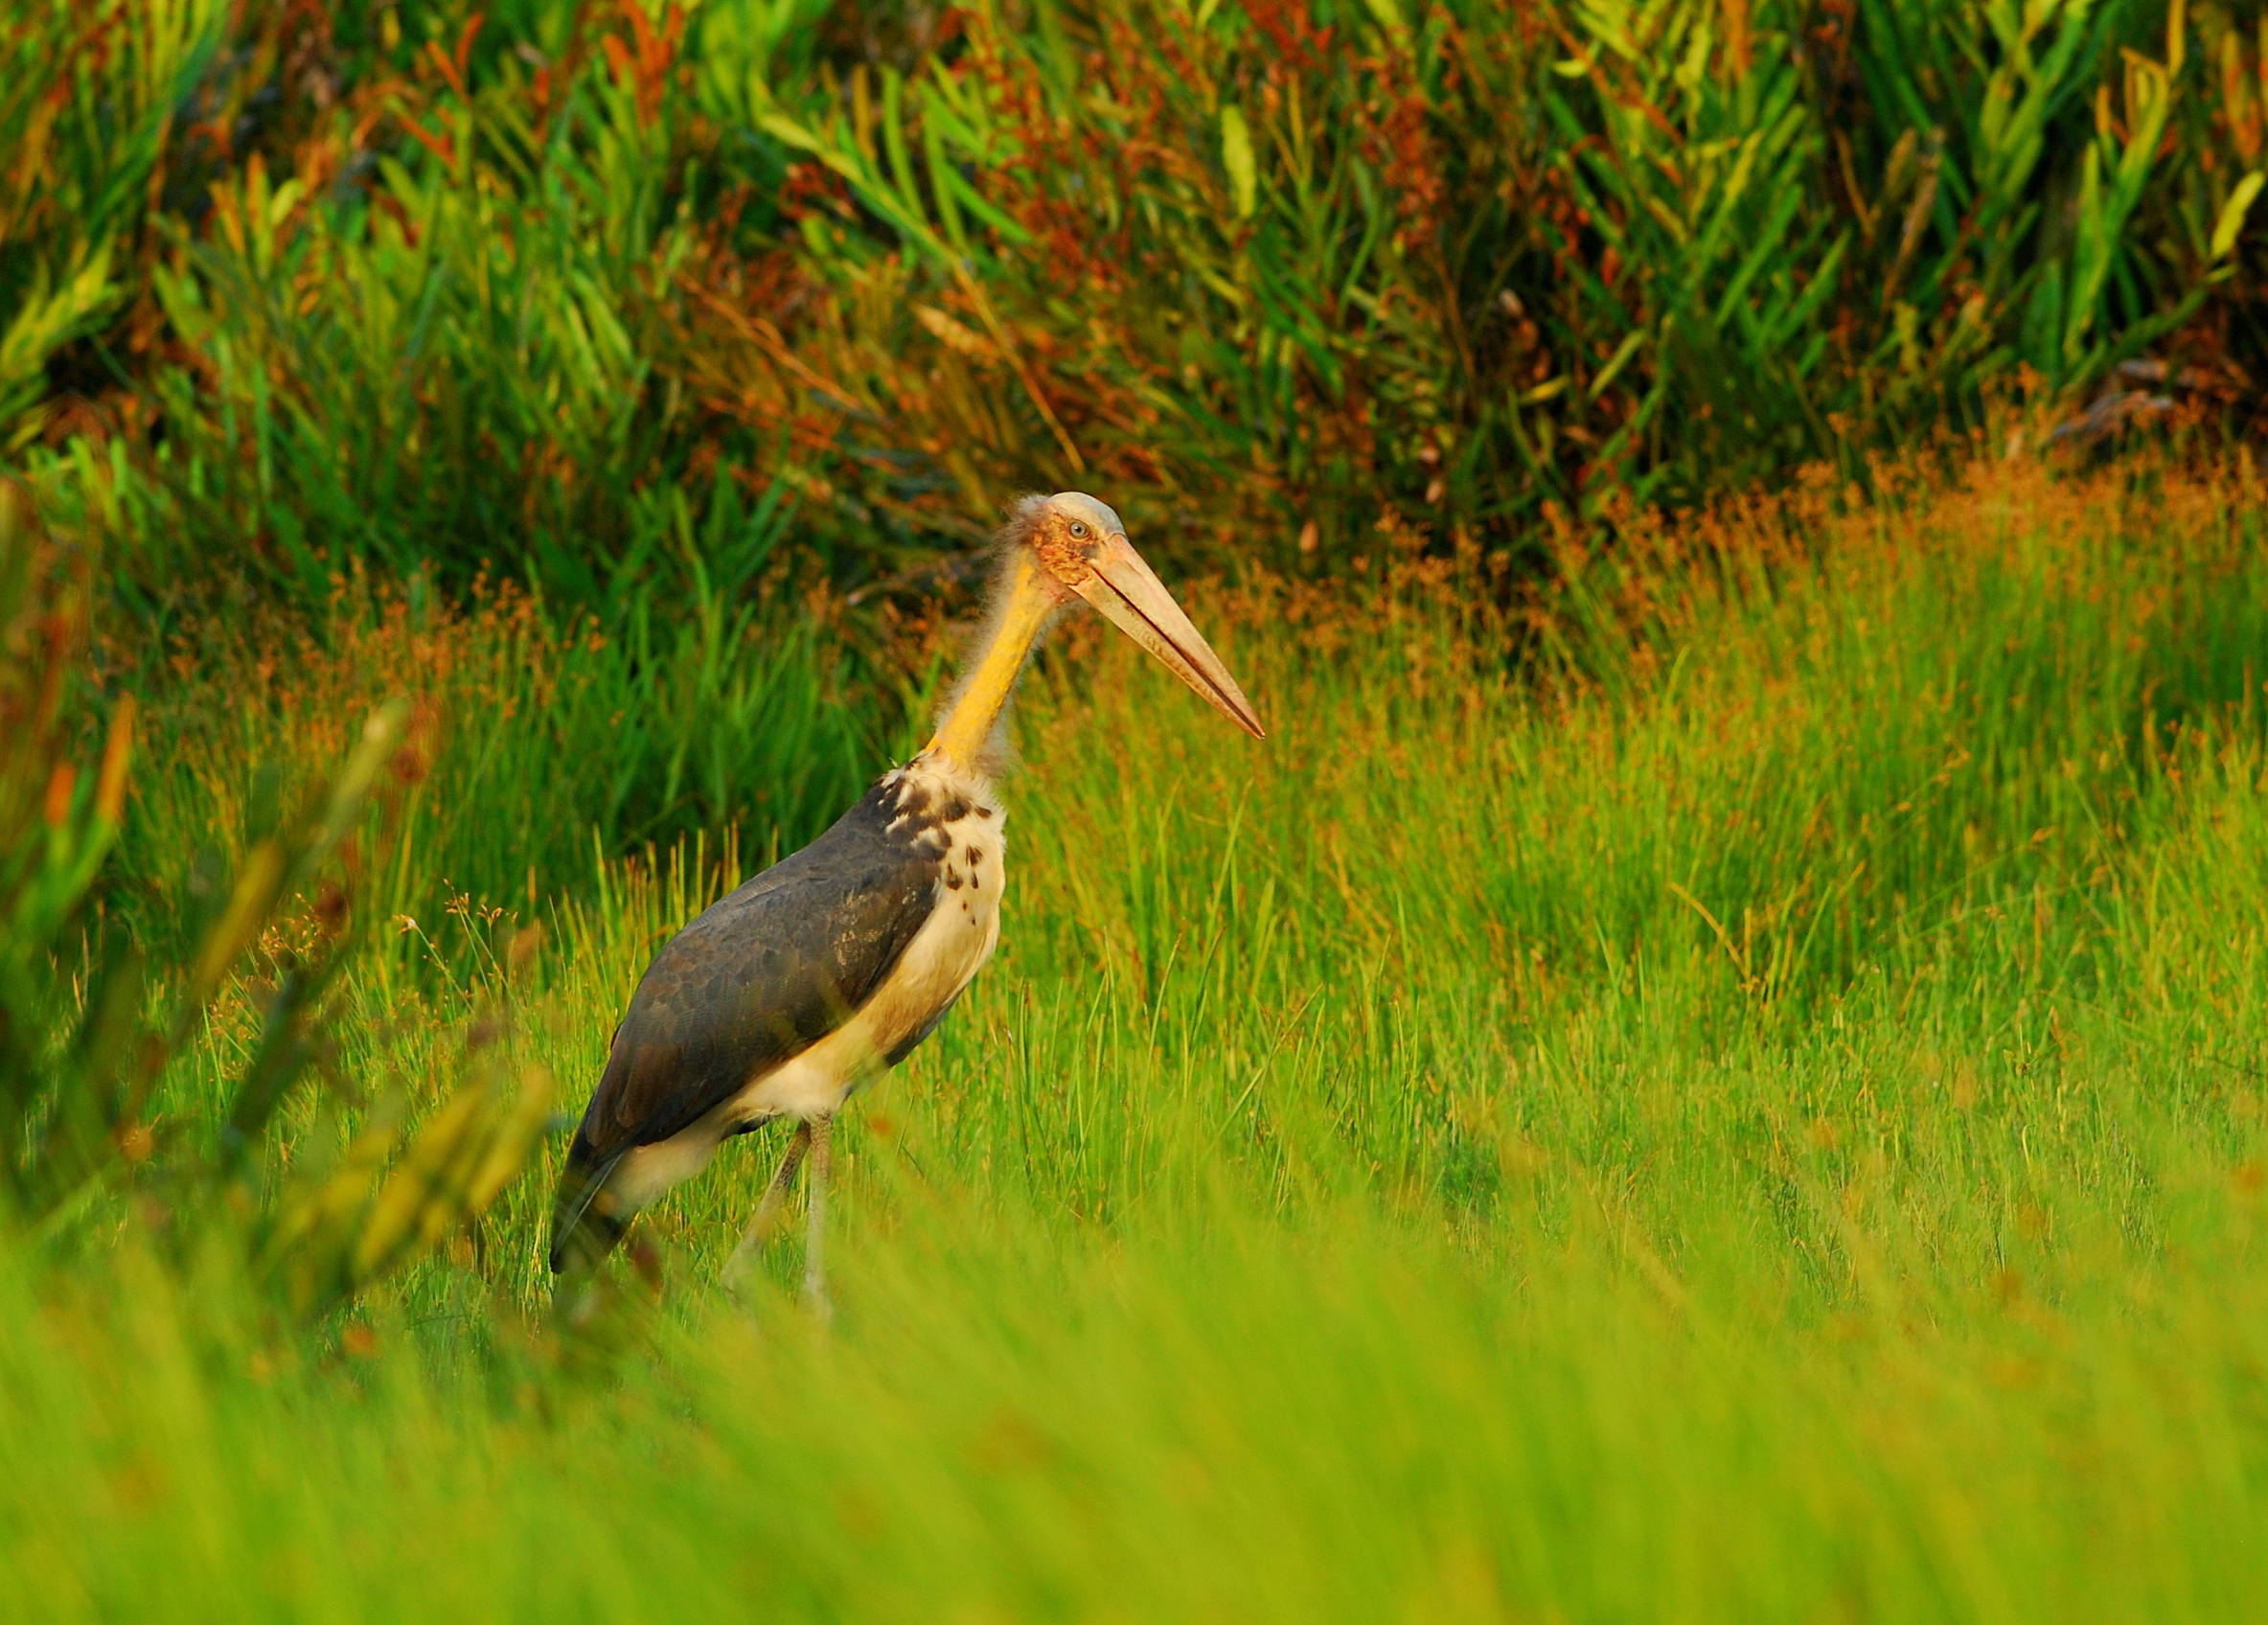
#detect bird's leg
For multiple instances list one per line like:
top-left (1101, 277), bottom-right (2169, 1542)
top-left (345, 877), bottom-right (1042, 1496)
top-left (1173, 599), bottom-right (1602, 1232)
top-left (803, 1113), bottom-right (835, 1325)
top-left (722, 1120), bottom-right (811, 1293)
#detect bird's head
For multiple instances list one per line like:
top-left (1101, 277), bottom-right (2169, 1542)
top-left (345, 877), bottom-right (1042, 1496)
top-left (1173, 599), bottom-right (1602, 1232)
top-left (1008, 492), bottom-right (1265, 740)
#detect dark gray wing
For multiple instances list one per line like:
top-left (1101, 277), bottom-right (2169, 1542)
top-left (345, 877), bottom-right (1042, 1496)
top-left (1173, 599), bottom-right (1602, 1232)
top-left (572, 774), bottom-right (946, 1162)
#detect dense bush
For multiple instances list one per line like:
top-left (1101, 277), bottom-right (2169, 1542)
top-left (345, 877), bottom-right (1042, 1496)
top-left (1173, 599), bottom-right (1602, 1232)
top-left (4, 0), bottom-right (2264, 612)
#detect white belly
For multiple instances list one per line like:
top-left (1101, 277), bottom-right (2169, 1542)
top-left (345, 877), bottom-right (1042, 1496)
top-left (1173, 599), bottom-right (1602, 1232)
top-left (736, 860), bottom-right (1001, 1119)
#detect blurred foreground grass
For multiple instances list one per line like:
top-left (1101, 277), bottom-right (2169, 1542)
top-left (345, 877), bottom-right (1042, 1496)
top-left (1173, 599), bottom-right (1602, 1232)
top-left (11, 448), bottom-right (2268, 1618)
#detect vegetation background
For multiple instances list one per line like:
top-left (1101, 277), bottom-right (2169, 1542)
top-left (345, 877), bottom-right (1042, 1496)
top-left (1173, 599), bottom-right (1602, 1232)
top-left (4, 0), bottom-right (2268, 1617)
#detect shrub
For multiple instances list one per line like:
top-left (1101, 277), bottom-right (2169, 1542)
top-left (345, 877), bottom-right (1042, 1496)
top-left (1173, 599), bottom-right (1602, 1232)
top-left (5, 0), bottom-right (2266, 601)
top-left (0, 480), bottom-right (551, 1319)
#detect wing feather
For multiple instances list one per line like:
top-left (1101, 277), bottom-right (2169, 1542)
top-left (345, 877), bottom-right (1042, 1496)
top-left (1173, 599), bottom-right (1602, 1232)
top-left (571, 776), bottom-right (945, 1162)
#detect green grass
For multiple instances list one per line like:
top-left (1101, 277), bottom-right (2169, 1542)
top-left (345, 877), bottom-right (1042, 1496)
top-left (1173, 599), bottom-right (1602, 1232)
top-left (112, 561), bottom-right (890, 974)
top-left (12, 448), bottom-right (2268, 1618)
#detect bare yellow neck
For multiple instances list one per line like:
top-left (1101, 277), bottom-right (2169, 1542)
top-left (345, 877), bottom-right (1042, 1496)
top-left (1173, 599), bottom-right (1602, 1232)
top-left (928, 552), bottom-right (1059, 767)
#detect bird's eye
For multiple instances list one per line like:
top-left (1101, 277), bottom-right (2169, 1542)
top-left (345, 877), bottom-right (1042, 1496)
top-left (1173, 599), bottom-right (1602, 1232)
top-left (1069, 521), bottom-right (1088, 538)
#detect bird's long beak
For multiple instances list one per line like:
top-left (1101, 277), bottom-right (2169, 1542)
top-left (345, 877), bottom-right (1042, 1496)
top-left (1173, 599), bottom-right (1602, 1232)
top-left (1073, 533), bottom-right (1265, 739)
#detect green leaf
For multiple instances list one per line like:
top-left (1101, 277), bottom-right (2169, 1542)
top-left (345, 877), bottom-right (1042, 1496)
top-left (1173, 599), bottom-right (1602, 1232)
top-left (2211, 172), bottom-right (2265, 262)
top-left (1590, 330), bottom-right (1648, 401)
top-left (1221, 105), bottom-right (1257, 221)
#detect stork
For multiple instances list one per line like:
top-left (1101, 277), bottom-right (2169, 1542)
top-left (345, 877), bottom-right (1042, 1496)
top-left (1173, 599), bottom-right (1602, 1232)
top-left (548, 493), bottom-right (1263, 1311)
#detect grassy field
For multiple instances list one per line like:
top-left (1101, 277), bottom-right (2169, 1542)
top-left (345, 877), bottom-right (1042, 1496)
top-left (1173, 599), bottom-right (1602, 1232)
top-left (4, 447), bottom-right (2266, 1618)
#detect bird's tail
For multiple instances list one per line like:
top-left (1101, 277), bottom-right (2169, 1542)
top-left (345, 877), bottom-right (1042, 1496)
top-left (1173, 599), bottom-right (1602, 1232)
top-left (548, 1130), bottom-right (631, 1276)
